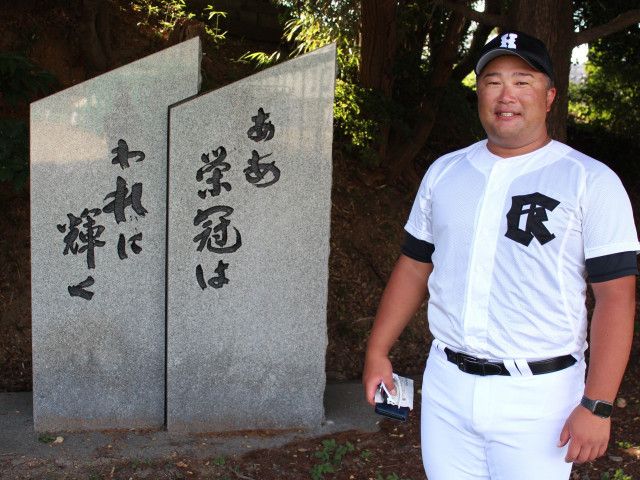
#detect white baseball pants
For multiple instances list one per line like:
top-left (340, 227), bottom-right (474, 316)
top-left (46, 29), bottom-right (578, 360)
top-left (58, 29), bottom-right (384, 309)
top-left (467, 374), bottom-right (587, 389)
top-left (421, 339), bottom-right (586, 480)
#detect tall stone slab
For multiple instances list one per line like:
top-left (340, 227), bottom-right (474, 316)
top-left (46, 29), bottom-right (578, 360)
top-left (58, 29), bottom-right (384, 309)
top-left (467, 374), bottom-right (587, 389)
top-left (31, 38), bottom-right (201, 431)
top-left (167, 44), bottom-right (335, 431)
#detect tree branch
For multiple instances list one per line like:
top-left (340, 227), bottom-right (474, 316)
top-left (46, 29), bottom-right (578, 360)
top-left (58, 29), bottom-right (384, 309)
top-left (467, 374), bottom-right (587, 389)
top-left (451, 0), bottom-right (501, 80)
top-left (575, 9), bottom-right (640, 46)
top-left (435, 0), bottom-right (506, 28)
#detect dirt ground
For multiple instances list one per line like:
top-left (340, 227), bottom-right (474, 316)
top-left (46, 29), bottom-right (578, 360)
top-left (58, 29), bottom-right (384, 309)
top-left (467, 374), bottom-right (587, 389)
top-left (1, 1), bottom-right (640, 479)
top-left (1, 370), bottom-right (639, 480)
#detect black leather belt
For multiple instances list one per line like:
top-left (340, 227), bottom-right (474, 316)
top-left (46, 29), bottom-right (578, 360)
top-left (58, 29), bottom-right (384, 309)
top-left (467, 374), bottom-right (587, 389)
top-left (444, 347), bottom-right (577, 376)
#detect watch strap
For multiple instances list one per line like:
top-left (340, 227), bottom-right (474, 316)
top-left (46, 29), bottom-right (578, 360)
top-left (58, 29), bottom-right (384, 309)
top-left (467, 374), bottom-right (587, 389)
top-left (580, 395), bottom-right (613, 418)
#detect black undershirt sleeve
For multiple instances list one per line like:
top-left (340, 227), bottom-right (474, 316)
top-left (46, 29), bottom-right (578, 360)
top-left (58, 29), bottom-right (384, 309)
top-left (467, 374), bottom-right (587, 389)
top-left (403, 236), bottom-right (637, 279)
top-left (586, 251), bottom-right (639, 283)
top-left (401, 231), bottom-right (435, 263)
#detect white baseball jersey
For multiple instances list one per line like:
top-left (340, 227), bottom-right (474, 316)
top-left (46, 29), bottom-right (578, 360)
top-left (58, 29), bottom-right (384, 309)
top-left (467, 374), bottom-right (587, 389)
top-left (405, 140), bottom-right (640, 360)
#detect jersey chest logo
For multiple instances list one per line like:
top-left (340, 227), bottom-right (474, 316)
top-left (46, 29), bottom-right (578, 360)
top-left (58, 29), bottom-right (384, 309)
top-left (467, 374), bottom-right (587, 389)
top-left (505, 192), bottom-right (560, 246)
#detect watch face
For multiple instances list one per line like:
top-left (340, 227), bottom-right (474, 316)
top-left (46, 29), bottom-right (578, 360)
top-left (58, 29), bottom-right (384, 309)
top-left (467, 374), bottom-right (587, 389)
top-left (594, 401), bottom-right (613, 418)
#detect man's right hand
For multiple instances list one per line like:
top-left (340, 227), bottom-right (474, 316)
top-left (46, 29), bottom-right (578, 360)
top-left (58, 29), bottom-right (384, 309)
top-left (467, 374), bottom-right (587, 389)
top-left (361, 255), bottom-right (432, 407)
top-left (362, 353), bottom-right (395, 406)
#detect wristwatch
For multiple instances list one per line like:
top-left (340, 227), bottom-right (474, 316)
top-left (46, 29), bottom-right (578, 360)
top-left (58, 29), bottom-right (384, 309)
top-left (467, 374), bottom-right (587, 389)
top-left (580, 395), bottom-right (613, 418)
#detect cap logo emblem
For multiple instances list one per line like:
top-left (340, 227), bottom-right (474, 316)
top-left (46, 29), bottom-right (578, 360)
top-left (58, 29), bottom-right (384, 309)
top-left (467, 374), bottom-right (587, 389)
top-left (500, 33), bottom-right (518, 49)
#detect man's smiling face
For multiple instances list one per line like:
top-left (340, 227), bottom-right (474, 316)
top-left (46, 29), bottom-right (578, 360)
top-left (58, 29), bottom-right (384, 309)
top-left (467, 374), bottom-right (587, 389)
top-left (477, 55), bottom-right (556, 158)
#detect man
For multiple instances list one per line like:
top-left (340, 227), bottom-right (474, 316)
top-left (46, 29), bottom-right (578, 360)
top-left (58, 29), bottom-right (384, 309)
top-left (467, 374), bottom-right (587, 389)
top-left (363, 31), bottom-right (639, 479)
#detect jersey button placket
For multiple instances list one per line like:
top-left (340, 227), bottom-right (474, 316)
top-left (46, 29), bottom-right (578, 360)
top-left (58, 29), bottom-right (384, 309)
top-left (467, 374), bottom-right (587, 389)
top-left (463, 160), bottom-right (513, 353)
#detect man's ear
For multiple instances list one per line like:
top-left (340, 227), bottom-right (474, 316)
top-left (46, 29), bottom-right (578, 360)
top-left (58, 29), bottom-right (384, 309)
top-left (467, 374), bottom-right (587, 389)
top-left (546, 87), bottom-right (557, 112)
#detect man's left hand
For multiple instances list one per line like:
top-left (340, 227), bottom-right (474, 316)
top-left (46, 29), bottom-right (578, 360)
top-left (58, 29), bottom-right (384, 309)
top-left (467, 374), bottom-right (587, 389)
top-left (558, 405), bottom-right (610, 463)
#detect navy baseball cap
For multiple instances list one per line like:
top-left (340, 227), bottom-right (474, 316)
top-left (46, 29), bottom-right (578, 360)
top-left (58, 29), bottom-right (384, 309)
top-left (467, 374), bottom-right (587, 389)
top-left (475, 31), bottom-right (554, 81)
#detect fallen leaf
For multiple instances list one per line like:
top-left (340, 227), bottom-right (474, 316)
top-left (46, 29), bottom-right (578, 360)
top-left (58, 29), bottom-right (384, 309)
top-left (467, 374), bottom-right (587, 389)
top-left (623, 446), bottom-right (640, 458)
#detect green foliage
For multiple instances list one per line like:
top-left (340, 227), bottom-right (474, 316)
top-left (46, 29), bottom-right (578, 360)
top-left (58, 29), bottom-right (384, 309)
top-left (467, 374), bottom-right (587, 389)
top-left (131, 0), bottom-right (194, 34)
top-left (333, 80), bottom-right (379, 164)
top-left (461, 70), bottom-right (477, 90)
top-left (309, 438), bottom-right (355, 480)
top-left (569, 60), bottom-right (640, 138)
top-left (37, 433), bottom-right (55, 443)
top-left (282, 5), bottom-right (360, 82)
top-left (392, 1), bottom-right (456, 107)
top-left (130, 0), bottom-right (227, 43)
top-left (203, 5), bottom-right (227, 44)
top-left (239, 2), bottom-right (359, 79)
top-left (359, 448), bottom-right (372, 461)
top-left (616, 440), bottom-right (635, 449)
top-left (239, 2), bottom-right (378, 161)
top-left (376, 473), bottom-right (412, 480)
top-left (0, 52), bottom-right (58, 106)
top-left (238, 50), bottom-right (282, 67)
top-left (570, 0), bottom-right (640, 138)
top-left (601, 469), bottom-right (633, 480)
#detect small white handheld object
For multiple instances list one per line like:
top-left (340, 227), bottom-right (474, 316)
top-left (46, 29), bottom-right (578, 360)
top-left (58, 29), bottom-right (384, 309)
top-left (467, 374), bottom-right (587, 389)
top-left (374, 373), bottom-right (414, 421)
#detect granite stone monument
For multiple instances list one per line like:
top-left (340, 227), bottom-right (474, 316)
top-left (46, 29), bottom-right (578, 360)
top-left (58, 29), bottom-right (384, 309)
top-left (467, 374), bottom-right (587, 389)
top-left (31, 38), bottom-right (201, 431)
top-left (166, 44), bottom-right (336, 431)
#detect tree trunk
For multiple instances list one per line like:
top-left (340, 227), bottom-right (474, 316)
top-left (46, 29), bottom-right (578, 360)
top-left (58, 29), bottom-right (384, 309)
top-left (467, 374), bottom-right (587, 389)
top-left (507, 0), bottom-right (574, 142)
top-left (393, 0), bottom-right (431, 108)
top-left (360, 0), bottom-right (398, 161)
top-left (76, 0), bottom-right (113, 75)
top-left (388, 10), bottom-right (467, 180)
top-left (388, 0), bottom-right (640, 176)
top-left (360, 0), bottom-right (398, 95)
top-left (451, 0), bottom-right (501, 81)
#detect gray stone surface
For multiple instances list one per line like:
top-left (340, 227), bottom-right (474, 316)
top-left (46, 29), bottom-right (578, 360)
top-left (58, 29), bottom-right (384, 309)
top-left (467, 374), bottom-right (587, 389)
top-left (0, 383), bottom-right (379, 460)
top-left (166, 44), bottom-right (336, 431)
top-left (30, 38), bottom-right (201, 431)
